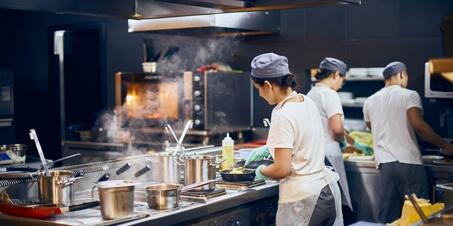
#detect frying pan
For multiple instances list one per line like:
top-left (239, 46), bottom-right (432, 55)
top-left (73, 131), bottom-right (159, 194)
top-left (0, 201), bottom-right (100, 219)
top-left (220, 168), bottom-right (256, 182)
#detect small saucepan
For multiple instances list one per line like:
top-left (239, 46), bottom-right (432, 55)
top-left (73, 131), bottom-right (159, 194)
top-left (145, 180), bottom-right (215, 210)
top-left (220, 168), bottom-right (256, 182)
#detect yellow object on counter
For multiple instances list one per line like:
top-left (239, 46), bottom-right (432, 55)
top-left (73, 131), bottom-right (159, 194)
top-left (349, 131), bottom-right (373, 147)
top-left (393, 199), bottom-right (444, 226)
top-left (221, 133), bottom-right (235, 170)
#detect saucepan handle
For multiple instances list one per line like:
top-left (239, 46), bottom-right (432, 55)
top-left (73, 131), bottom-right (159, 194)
top-left (180, 179), bottom-right (216, 192)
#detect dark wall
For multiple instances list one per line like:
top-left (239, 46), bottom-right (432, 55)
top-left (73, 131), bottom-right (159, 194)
top-left (0, 9), bottom-right (143, 158)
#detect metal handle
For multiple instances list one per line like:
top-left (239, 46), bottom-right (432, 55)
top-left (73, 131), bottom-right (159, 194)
top-left (58, 177), bottom-right (83, 187)
top-left (407, 194), bottom-right (428, 224)
top-left (29, 129), bottom-right (50, 176)
top-left (181, 179), bottom-right (216, 192)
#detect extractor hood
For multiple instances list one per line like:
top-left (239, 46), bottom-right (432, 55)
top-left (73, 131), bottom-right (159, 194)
top-left (128, 11), bottom-right (280, 36)
top-left (135, 0), bottom-right (362, 19)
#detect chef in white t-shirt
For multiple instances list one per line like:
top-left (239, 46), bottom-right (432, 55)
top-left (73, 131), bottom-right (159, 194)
top-left (307, 57), bottom-right (352, 212)
top-left (363, 61), bottom-right (453, 224)
top-left (250, 53), bottom-right (343, 226)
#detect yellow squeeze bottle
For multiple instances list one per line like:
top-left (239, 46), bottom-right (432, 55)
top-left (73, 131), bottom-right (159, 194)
top-left (221, 133), bottom-right (235, 170)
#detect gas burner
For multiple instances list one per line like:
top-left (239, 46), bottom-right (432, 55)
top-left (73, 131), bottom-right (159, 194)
top-left (180, 188), bottom-right (227, 203)
top-left (216, 179), bottom-right (266, 190)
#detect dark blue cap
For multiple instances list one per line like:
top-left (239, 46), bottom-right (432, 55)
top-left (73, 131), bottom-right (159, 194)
top-left (383, 61), bottom-right (406, 79)
top-left (319, 57), bottom-right (347, 76)
top-left (251, 53), bottom-right (290, 78)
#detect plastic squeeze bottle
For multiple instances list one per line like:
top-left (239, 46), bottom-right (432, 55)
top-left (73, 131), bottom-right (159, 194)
top-left (221, 133), bottom-right (235, 170)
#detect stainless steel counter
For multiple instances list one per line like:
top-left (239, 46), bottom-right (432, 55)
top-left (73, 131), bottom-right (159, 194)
top-left (0, 181), bottom-right (279, 226)
top-left (344, 159), bottom-right (453, 223)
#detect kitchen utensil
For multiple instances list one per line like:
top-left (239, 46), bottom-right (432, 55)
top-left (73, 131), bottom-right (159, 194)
top-left (46, 153), bottom-right (81, 168)
top-left (38, 170), bottom-right (81, 206)
top-left (97, 180), bottom-right (136, 220)
top-left (164, 124), bottom-right (184, 157)
top-left (145, 180), bottom-right (215, 210)
top-left (184, 155), bottom-right (217, 191)
top-left (407, 194), bottom-right (429, 224)
top-left (0, 201), bottom-right (99, 219)
top-left (220, 168), bottom-right (256, 182)
top-left (149, 152), bottom-right (183, 183)
top-left (29, 129), bottom-right (50, 176)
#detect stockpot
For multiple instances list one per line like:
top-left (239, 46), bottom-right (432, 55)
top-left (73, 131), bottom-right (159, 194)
top-left (184, 155), bottom-right (217, 191)
top-left (38, 170), bottom-right (81, 206)
top-left (148, 152), bottom-right (183, 183)
top-left (96, 180), bottom-right (136, 220)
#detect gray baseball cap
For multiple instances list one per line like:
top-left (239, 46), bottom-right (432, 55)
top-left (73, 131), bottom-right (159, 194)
top-left (319, 57), bottom-right (348, 76)
top-left (383, 61), bottom-right (406, 79)
top-left (251, 53), bottom-right (290, 78)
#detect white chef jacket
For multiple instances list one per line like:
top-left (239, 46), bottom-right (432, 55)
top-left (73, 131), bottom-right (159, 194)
top-left (307, 83), bottom-right (353, 210)
top-left (363, 85), bottom-right (423, 166)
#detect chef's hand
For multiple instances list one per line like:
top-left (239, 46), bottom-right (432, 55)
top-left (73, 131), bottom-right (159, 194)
top-left (352, 141), bottom-right (373, 155)
top-left (245, 145), bottom-right (270, 166)
top-left (255, 165), bottom-right (269, 180)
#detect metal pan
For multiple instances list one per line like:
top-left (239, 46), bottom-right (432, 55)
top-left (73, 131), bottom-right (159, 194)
top-left (220, 168), bottom-right (256, 182)
top-left (0, 200), bottom-right (100, 219)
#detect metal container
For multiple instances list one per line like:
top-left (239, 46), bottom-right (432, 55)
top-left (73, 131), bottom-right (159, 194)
top-left (184, 155), bottom-right (216, 191)
top-left (149, 153), bottom-right (183, 183)
top-left (38, 170), bottom-right (75, 206)
top-left (97, 180), bottom-right (135, 220)
top-left (146, 183), bottom-right (181, 210)
top-left (435, 183), bottom-right (453, 207)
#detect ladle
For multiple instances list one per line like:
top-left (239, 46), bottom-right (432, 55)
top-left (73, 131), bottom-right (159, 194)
top-left (29, 129), bottom-right (50, 176)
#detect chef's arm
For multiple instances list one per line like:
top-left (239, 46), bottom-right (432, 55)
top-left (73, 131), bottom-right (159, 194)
top-left (328, 114), bottom-right (345, 142)
top-left (260, 148), bottom-right (292, 180)
top-left (407, 107), bottom-right (451, 153)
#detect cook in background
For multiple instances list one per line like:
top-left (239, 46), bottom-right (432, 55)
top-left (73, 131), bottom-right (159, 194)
top-left (363, 61), bottom-right (453, 224)
top-left (248, 53), bottom-right (343, 226)
top-left (307, 57), bottom-right (353, 214)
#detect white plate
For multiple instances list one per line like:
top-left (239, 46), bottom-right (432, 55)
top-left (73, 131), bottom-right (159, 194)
top-left (422, 155), bottom-right (444, 161)
top-left (348, 155), bottom-right (374, 161)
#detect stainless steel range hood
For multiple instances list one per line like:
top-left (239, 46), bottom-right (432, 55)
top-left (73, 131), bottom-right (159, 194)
top-left (135, 0), bottom-right (361, 19)
top-left (129, 0), bottom-right (360, 35)
top-left (128, 11), bottom-right (280, 35)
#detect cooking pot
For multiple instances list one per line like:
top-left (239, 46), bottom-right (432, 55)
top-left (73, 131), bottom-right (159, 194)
top-left (97, 180), bottom-right (136, 220)
top-left (184, 155), bottom-right (218, 191)
top-left (145, 180), bottom-right (215, 210)
top-left (149, 152), bottom-right (183, 183)
top-left (38, 170), bottom-right (81, 206)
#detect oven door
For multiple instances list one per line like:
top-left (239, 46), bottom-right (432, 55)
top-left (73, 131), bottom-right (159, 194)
top-left (115, 72), bottom-right (186, 127)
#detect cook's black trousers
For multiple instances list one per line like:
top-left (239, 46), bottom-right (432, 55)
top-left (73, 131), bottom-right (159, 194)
top-left (378, 161), bottom-right (429, 224)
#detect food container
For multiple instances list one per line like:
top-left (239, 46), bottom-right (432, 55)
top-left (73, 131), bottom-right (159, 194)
top-left (38, 170), bottom-right (79, 206)
top-left (97, 180), bottom-right (135, 220)
top-left (146, 184), bottom-right (181, 210)
top-left (0, 144), bottom-right (27, 165)
top-left (149, 152), bottom-right (183, 183)
top-left (184, 155), bottom-right (217, 191)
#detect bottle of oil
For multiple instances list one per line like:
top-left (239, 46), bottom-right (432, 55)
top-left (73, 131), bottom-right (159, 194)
top-left (221, 133), bottom-right (235, 170)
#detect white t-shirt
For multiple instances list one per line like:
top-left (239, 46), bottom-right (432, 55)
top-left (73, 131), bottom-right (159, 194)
top-left (267, 92), bottom-right (326, 176)
top-left (267, 92), bottom-right (332, 203)
top-left (363, 85), bottom-right (423, 166)
top-left (307, 83), bottom-right (344, 155)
